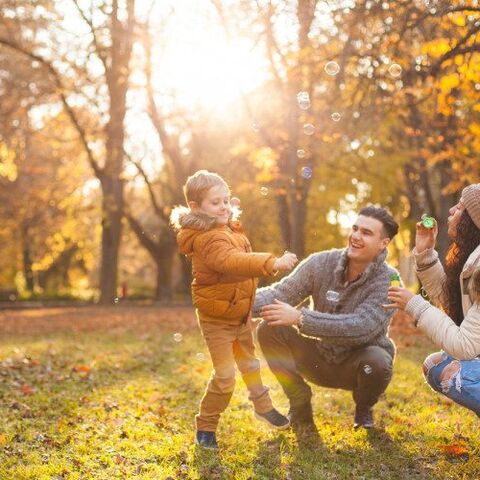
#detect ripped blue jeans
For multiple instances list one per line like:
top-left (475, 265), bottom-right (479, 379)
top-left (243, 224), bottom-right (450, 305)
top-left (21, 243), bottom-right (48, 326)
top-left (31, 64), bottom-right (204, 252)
top-left (424, 351), bottom-right (480, 416)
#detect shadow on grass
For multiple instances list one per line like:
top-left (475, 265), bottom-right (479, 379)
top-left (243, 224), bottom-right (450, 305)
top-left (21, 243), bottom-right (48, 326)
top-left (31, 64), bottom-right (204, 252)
top-left (250, 423), bottom-right (433, 480)
top-left (192, 446), bottom-right (225, 479)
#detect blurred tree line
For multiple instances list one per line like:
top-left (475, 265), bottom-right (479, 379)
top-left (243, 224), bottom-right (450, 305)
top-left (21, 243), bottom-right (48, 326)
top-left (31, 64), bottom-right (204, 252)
top-left (0, 0), bottom-right (479, 303)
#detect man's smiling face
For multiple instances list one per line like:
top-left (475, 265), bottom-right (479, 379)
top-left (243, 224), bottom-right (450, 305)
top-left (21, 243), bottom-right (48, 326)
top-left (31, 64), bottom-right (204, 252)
top-left (347, 215), bottom-right (391, 263)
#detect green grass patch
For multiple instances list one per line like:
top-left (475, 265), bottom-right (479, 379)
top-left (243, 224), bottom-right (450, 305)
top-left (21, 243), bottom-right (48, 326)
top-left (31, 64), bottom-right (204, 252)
top-left (0, 308), bottom-right (479, 479)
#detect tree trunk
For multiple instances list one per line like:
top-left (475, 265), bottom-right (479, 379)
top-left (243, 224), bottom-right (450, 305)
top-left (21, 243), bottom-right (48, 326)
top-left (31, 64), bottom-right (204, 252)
top-left (155, 250), bottom-right (173, 301)
top-left (22, 236), bottom-right (34, 292)
top-left (99, 171), bottom-right (124, 303)
top-left (98, 1), bottom-right (134, 303)
top-left (291, 194), bottom-right (307, 258)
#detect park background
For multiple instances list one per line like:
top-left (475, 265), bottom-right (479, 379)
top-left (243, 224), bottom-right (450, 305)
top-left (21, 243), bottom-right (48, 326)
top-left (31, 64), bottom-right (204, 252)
top-left (1, 0), bottom-right (480, 478)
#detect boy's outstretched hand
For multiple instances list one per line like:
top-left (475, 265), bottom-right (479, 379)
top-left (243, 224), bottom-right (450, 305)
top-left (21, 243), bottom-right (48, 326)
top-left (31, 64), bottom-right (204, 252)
top-left (273, 252), bottom-right (298, 271)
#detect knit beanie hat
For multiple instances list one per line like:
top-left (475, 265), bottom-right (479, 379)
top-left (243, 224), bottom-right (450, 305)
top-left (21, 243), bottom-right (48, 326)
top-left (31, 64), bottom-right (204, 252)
top-left (461, 183), bottom-right (480, 230)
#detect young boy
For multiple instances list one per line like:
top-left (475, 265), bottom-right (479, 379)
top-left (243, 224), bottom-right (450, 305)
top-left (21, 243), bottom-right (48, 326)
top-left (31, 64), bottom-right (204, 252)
top-left (171, 170), bottom-right (297, 449)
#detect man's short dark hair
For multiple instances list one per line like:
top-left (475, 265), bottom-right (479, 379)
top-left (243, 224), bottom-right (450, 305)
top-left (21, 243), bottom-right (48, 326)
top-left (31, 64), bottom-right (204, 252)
top-left (358, 206), bottom-right (399, 239)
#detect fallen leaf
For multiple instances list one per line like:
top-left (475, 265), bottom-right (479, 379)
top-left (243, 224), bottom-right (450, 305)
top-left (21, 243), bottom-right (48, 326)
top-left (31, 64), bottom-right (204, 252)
top-left (19, 384), bottom-right (35, 396)
top-left (440, 442), bottom-right (469, 457)
top-left (174, 364), bottom-right (188, 373)
top-left (104, 401), bottom-right (119, 412)
top-left (73, 365), bottom-right (91, 373)
top-left (149, 392), bottom-right (164, 402)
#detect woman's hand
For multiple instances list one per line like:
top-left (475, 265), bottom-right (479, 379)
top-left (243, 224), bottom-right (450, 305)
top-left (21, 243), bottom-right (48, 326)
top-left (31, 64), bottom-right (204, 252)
top-left (383, 287), bottom-right (415, 310)
top-left (415, 220), bottom-right (438, 253)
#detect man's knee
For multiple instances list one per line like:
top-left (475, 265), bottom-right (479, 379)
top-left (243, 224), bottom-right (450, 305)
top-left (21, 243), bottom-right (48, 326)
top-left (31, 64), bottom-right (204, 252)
top-left (358, 347), bottom-right (393, 379)
top-left (256, 320), bottom-right (290, 347)
top-left (256, 320), bottom-right (271, 347)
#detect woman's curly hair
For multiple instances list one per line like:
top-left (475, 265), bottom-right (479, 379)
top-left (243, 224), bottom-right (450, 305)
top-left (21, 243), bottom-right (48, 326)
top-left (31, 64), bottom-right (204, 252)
top-left (444, 209), bottom-right (480, 326)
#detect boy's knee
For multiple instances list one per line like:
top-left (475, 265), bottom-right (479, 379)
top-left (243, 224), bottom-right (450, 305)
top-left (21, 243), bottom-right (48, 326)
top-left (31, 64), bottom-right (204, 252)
top-left (210, 369), bottom-right (236, 393)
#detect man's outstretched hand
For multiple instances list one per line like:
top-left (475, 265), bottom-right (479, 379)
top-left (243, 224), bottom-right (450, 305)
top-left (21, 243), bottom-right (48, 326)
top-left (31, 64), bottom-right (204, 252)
top-left (260, 299), bottom-right (301, 326)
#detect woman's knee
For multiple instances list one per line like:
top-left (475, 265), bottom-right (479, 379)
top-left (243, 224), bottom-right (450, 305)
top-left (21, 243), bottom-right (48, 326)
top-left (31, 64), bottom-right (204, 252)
top-left (422, 352), bottom-right (446, 378)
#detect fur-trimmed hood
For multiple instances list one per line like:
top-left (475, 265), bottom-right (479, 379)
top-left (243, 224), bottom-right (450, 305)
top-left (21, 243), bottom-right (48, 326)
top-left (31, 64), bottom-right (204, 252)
top-left (171, 207), bottom-right (219, 231)
top-left (171, 207), bottom-right (243, 256)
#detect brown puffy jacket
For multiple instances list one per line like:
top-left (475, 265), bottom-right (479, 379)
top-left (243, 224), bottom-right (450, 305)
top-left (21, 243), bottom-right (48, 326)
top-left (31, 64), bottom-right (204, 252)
top-left (176, 210), bottom-right (276, 323)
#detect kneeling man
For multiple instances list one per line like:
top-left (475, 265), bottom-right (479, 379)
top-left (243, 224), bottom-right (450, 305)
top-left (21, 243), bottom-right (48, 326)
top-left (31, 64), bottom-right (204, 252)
top-left (254, 206), bottom-right (398, 430)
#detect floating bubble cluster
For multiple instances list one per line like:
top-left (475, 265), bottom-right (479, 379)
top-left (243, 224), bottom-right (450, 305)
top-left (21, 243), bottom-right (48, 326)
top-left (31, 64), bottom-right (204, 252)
top-left (297, 149), bottom-right (306, 159)
top-left (260, 187), bottom-right (269, 196)
top-left (331, 112), bottom-right (341, 122)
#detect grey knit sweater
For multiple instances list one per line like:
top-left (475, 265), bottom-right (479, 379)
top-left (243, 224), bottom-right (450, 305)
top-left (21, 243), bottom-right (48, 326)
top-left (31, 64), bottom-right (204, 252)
top-left (253, 248), bottom-right (397, 364)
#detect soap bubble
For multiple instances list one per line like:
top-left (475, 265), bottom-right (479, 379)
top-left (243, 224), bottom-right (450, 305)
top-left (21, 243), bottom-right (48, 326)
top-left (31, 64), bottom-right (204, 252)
top-left (303, 123), bottom-right (315, 136)
top-left (173, 333), bottom-right (183, 342)
top-left (350, 140), bottom-right (361, 150)
top-left (388, 63), bottom-right (402, 77)
top-left (297, 91), bottom-right (311, 110)
top-left (260, 187), bottom-right (269, 196)
top-left (196, 353), bottom-right (205, 361)
top-left (301, 166), bottom-right (313, 179)
top-left (296, 149), bottom-right (306, 159)
top-left (331, 112), bottom-right (341, 122)
top-left (324, 61), bottom-right (340, 76)
top-left (298, 99), bottom-right (311, 110)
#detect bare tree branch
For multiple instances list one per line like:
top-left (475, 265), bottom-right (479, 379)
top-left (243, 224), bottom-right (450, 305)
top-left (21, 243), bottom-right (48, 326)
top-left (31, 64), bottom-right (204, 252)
top-left (0, 37), bottom-right (102, 177)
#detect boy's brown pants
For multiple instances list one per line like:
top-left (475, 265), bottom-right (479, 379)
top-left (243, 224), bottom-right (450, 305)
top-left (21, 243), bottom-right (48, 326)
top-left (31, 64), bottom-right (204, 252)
top-left (196, 313), bottom-right (273, 432)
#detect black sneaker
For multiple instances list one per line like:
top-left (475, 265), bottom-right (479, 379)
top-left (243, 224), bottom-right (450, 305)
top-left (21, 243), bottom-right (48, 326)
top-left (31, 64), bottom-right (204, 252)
top-left (255, 408), bottom-right (290, 430)
top-left (353, 405), bottom-right (374, 429)
top-left (195, 431), bottom-right (218, 449)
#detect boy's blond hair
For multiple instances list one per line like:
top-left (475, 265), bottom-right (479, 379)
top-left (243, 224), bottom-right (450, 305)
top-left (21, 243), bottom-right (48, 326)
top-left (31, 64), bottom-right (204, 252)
top-left (170, 170), bottom-right (238, 230)
top-left (469, 268), bottom-right (480, 304)
top-left (183, 170), bottom-right (229, 205)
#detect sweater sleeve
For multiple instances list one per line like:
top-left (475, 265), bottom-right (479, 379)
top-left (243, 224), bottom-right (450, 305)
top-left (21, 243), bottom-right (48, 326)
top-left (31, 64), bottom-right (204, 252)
top-left (252, 253), bottom-right (318, 317)
top-left (298, 283), bottom-right (395, 346)
top-left (199, 233), bottom-right (276, 277)
top-left (413, 247), bottom-right (447, 308)
top-left (407, 296), bottom-right (480, 360)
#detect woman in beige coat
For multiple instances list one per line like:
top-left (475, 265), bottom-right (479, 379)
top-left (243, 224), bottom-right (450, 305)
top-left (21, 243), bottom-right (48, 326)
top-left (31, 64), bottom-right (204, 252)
top-left (386, 183), bottom-right (480, 415)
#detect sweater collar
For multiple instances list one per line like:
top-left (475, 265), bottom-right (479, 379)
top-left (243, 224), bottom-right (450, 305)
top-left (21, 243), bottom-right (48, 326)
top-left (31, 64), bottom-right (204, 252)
top-left (334, 248), bottom-right (388, 286)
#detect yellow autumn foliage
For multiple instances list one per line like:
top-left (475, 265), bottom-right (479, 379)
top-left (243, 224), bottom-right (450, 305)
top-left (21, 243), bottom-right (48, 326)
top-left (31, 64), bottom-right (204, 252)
top-left (0, 143), bottom-right (17, 181)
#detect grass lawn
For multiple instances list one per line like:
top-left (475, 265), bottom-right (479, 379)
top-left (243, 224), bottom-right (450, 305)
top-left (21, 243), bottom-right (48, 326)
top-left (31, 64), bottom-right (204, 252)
top-left (0, 306), bottom-right (479, 479)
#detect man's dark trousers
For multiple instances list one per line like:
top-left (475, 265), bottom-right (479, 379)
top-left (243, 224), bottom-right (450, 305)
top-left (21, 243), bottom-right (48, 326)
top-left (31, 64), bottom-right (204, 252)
top-left (257, 321), bottom-right (393, 409)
